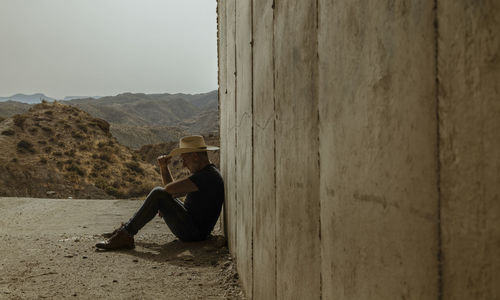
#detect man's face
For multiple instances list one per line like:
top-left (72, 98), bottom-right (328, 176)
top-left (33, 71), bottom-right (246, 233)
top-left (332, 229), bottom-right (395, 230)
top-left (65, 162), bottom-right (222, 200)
top-left (181, 152), bottom-right (197, 170)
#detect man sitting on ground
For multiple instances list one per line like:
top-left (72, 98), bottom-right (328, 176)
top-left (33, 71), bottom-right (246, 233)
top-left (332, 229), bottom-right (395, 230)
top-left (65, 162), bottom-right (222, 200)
top-left (95, 135), bottom-right (224, 250)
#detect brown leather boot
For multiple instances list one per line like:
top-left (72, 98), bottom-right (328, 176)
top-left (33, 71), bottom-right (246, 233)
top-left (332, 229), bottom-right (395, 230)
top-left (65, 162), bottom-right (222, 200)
top-left (95, 229), bottom-right (135, 250)
top-left (101, 223), bottom-right (126, 238)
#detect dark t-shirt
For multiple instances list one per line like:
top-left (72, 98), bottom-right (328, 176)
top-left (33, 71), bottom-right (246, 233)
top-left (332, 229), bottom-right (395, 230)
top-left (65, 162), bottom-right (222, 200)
top-left (185, 164), bottom-right (224, 237)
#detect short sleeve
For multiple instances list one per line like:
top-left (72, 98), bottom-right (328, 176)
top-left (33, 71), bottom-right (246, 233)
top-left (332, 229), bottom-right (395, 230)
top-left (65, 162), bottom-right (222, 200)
top-left (189, 169), bottom-right (208, 191)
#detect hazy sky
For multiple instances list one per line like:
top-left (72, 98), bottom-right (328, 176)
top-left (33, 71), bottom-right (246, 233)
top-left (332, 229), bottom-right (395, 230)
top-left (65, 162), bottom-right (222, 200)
top-left (0, 0), bottom-right (217, 99)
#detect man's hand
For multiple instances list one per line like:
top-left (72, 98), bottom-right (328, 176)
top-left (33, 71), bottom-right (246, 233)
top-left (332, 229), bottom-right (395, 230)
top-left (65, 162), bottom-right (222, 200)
top-left (157, 155), bottom-right (171, 169)
top-left (158, 155), bottom-right (174, 185)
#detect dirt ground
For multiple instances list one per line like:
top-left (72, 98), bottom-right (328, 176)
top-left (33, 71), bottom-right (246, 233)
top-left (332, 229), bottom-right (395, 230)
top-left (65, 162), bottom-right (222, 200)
top-left (0, 197), bottom-right (243, 299)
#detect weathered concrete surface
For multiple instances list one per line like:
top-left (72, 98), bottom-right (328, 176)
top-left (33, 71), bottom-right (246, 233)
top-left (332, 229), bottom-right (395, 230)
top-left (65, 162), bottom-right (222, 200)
top-left (274, 1), bottom-right (321, 299)
top-left (223, 0), bottom-right (238, 255)
top-left (235, 0), bottom-right (253, 297)
top-left (218, 0), bottom-right (500, 298)
top-left (251, 0), bottom-right (276, 299)
top-left (318, 1), bottom-right (439, 299)
top-left (217, 0), bottom-right (228, 237)
top-left (438, 1), bottom-right (500, 299)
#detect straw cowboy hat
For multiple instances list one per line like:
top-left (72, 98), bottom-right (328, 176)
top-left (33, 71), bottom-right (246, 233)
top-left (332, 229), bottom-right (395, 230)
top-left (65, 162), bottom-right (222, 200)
top-left (165, 135), bottom-right (219, 158)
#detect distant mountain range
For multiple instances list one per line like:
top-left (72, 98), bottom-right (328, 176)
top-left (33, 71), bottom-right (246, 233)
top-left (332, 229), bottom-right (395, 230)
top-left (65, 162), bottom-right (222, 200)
top-left (0, 93), bottom-right (57, 104)
top-left (0, 90), bottom-right (219, 148)
top-left (0, 94), bottom-right (104, 103)
top-left (63, 96), bottom-right (102, 101)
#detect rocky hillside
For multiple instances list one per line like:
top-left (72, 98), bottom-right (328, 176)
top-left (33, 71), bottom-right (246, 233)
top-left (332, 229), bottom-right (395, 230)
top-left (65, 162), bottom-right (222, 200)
top-left (66, 91), bottom-right (219, 148)
top-left (0, 101), bottom-right (162, 199)
top-left (0, 91), bottom-right (219, 149)
top-left (0, 101), bottom-right (31, 118)
top-left (110, 125), bottom-right (187, 149)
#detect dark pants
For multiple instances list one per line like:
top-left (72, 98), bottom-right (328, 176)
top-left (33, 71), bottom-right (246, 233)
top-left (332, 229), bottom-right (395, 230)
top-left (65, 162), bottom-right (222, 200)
top-left (124, 187), bottom-right (205, 241)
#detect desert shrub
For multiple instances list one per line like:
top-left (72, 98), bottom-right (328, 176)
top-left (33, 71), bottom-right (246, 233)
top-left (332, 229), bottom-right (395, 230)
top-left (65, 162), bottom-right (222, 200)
top-left (34, 100), bottom-right (49, 109)
top-left (97, 141), bottom-right (106, 148)
top-left (28, 127), bottom-right (38, 135)
top-left (98, 153), bottom-right (112, 162)
top-left (0, 117), bottom-right (4, 122)
top-left (71, 131), bottom-right (85, 139)
top-left (41, 126), bottom-right (53, 134)
top-left (76, 124), bottom-right (88, 133)
top-left (56, 133), bottom-right (61, 138)
top-left (78, 144), bottom-right (88, 151)
top-left (49, 137), bottom-right (55, 143)
top-left (44, 146), bottom-right (52, 153)
top-left (92, 161), bottom-right (108, 172)
top-left (44, 110), bottom-right (53, 116)
top-left (39, 157), bottom-right (47, 164)
top-left (66, 164), bottom-right (85, 176)
top-left (13, 114), bottom-right (27, 129)
top-left (11, 157), bottom-right (17, 162)
top-left (91, 153), bottom-right (99, 159)
top-left (57, 142), bottom-right (64, 147)
top-left (97, 144), bottom-right (116, 155)
top-left (103, 186), bottom-right (122, 198)
top-left (63, 105), bottom-right (77, 113)
top-left (64, 124), bottom-right (71, 130)
top-left (1, 129), bottom-right (15, 136)
top-left (91, 118), bottom-right (110, 134)
top-left (128, 182), bottom-right (154, 198)
top-left (52, 151), bottom-right (63, 157)
top-left (33, 116), bottom-right (47, 122)
top-left (64, 149), bottom-right (76, 157)
top-left (37, 140), bottom-right (47, 145)
top-left (125, 161), bottom-right (144, 175)
top-left (17, 140), bottom-right (35, 154)
top-left (64, 159), bottom-right (74, 164)
top-left (95, 178), bottom-right (120, 198)
top-left (124, 175), bottom-right (135, 183)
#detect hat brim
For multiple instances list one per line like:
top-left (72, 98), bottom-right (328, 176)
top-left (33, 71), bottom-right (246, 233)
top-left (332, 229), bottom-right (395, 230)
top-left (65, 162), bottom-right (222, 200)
top-left (166, 146), bottom-right (219, 158)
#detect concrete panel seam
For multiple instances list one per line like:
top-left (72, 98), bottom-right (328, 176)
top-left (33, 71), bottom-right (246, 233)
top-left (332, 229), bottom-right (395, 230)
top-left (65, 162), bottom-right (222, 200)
top-left (233, 0), bottom-right (238, 263)
top-left (250, 0), bottom-right (255, 298)
top-left (272, 1), bottom-right (277, 299)
top-left (434, 0), bottom-right (443, 299)
top-left (315, 0), bottom-right (322, 298)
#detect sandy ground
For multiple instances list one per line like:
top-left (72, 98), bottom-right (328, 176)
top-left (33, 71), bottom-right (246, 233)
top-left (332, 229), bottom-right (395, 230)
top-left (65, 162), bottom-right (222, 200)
top-left (0, 197), bottom-right (243, 299)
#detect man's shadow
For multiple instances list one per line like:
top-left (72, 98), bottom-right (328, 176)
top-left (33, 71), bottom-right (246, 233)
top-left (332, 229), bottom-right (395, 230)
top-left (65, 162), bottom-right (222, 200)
top-left (124, 235), bottom-right (228, 268)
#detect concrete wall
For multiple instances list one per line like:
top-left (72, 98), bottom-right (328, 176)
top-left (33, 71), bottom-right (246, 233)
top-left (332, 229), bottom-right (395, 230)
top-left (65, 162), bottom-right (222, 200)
top-left (318, 1), bottom-right (439, 298)
top-left (438, 1), bottom-right (500, 299)
top-left (217, 0), bottom-right (500, 298)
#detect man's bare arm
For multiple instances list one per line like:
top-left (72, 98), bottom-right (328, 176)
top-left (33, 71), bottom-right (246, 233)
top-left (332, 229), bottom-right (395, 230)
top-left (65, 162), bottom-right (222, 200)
top-left (157, 155), bottom-right (173, 185)
top-left (165, 177), bottom-right (198, 198)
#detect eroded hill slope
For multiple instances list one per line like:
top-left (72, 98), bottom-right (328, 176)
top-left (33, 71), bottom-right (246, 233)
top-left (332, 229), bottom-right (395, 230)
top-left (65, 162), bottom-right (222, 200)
top-left (0, 101), bottom-right (161, 199)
